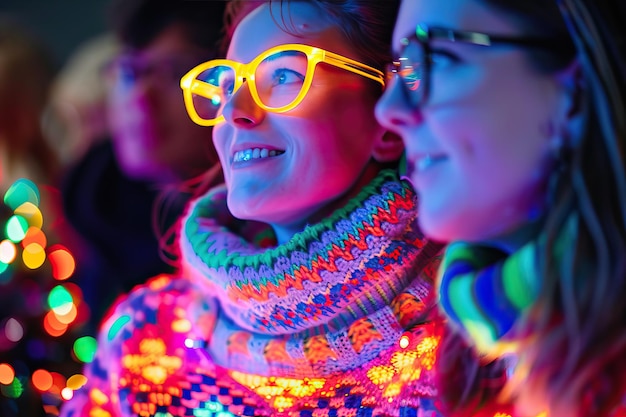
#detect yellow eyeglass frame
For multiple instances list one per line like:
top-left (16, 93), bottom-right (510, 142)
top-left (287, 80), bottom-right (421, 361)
top-left (180, 43), bottom-right (385, 126)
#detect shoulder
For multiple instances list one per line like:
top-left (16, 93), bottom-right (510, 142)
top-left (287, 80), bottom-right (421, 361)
top-left (99, 274), bottom-right (218, 347)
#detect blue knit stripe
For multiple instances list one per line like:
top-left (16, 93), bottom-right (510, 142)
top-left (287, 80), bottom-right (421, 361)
top-left (447, 272), bottom-right (498, 346)
top-left (473, 263), bottom-right (518, 340)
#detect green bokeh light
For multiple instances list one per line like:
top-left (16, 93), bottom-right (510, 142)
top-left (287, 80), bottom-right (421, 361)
top-left (0, 376), bottom-right (24, 398)
top-left (47, 285), bottom-right (74, 311)
top-left (73, 336), bottom-right (98, 363)
top-left (6, 215), bottom-right (28, 243)
top-left (4, 179), bottom-right (40, 211)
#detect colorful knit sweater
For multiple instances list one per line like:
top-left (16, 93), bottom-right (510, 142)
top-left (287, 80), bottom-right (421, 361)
top-left (59, 170), bottom-right (511, 417)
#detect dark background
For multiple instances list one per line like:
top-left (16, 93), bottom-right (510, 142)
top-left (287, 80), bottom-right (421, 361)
top-left (1, 0), bottom-right (110, 69)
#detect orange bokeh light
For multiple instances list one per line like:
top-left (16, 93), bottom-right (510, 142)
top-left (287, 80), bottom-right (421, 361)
top-left (55, 303), bottom-right (78, 325)
top-left (43, 310), bottom-right (68, 337)
top-left (0, 363), bottom-right (15, 384)
top-left (22, 227), bottom-right (47, 249)
top-left (48, 245), bottom-right (75, 280)
top-left (32, 369), bottom-right (54, 391)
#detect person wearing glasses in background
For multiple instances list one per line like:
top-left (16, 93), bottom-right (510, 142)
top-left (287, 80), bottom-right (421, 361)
top-left (60, 0), bottom-right (226, 335)
top-left (60, 1), bottom-right (518, 416)
top-left (376, 0), bottom-right (626, 416)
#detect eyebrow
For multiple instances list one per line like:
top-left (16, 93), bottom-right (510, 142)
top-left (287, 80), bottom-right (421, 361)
top-left (262, 50), bottom-right (307, 62)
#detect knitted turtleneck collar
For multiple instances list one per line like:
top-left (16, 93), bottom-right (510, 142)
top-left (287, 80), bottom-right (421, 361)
top-left (179, 169), bottom-right (443, 379)
top-left (438, 238), bottom-right (542, 356)
top-left (180, 169), bottom-right (431, 335)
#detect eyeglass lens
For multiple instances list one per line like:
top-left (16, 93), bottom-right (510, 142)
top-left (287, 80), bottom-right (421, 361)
top-left (190, 50), bottom-right (310, 122)
top-left (389, 40), bottom-right (428, 107)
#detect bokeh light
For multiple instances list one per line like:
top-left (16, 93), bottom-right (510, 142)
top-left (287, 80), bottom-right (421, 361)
top-left (55, 303), bottom-right (78, 325)
top-left (49, 372), bottom-right (66, 396)
top-left (66, 374), bottom-right (87, 390)
top-left (48, 285), bottom-right (74, 315)
top-left (22, 242), bottom-right (46, 269)
top-left (22, 226), bottom-right (47, 249)
top-left (0, 376), bottom-right (24, 398)
top-left (61, 386), bottom-right (74, 400)
top-left (43, 310), bottom-right (68, 337)
top-left (14, 201), bottom-right (43, 228)
top-left (0, 239), bottom-right (17, 264)
top-left (0, 363), bottom-right (15, 384)
top-left (5, 317), bottom-right (24, 342)
top-left (0, 260), bottom-right (8, 276)
top-left (6, 215), bottom-right (29, 242)
top-left (3, 178), bottom-right (40, 210)
top-left (48, 245), bottom-right (75, 280)
top-left (73, 336), bottom-right (97, 363)
top-left (32, 369), bottom-right (54, 392)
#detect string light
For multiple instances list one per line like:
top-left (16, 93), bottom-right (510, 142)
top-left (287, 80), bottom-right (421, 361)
top-left (1, 178), bottom-right (88, 415)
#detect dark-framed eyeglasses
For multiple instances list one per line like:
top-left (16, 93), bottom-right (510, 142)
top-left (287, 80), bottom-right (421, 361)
top-left (386, 24), bottom-right (566, 107)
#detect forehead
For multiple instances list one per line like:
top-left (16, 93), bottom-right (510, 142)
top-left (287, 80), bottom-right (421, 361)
top-left (228, 2), bottom-right (348, 61)
top-left (394, 0), bottom-right (521, 50)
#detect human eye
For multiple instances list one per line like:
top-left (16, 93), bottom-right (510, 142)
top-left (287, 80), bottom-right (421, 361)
top-left (256, 51), bottom-right (307, 91)
top-left (271, 68), bottom-right (305, 86)
top-left (429, 49), bottom-right (460, 69)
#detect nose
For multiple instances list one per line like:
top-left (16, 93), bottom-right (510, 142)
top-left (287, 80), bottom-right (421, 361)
top-left (375, 75), bottom-right (422, 135)
top-left (221, 81), bottom-right (265, 128)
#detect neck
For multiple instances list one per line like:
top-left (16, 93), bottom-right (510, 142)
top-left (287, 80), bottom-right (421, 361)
top-left (483, 217), bottom-right (544, 254)
top-left (271, 160), bottom-right (386, 245)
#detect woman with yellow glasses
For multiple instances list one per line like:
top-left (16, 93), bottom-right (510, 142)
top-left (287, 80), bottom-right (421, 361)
top-left (61, 1), bottom-right (513, 416)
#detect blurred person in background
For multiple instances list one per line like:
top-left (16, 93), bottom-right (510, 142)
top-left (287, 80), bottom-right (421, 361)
top-left (60, 0), bottom-right (226, 335)
top-left (0, 16), bottom-right (59, 190)
top-left (45, 33), bottom-right (120, 167)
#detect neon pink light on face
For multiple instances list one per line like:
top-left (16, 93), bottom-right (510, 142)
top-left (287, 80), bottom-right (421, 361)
top-left (376, 0), bottom-right (570, 244)
top-left (213, 2), bottom-right (386, 243)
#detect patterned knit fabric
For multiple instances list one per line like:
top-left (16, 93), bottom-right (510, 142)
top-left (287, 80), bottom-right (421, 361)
top-left (438, 240), bottom-right (541, 356)
top-left (59, 170), bottom-right (520, 417)
top-left (58, 170), bottom-right (453, 417)
top-left (180, 170), bottom-right (430, 338)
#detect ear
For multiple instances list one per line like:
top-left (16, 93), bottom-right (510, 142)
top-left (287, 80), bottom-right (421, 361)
top-left (372, 130), bottom-right (405, 163)
top-left (555, 59), bottom-right (586, 145)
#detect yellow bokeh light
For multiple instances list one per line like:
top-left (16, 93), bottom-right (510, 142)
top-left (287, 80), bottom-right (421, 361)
top-left (15, 202), bottom-right (43, 228)
top-left (22, 242), bottom-right (46, 269)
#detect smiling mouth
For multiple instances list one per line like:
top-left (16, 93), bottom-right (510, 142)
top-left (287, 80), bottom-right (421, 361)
top-left (232, 147), bottom-right (286, 163)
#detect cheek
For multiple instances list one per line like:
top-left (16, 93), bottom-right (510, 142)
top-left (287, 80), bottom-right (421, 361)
top-left (212, 124), bottom-right (233, 182)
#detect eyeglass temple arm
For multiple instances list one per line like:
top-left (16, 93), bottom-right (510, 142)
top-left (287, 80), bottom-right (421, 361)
top-left (426, 26), bottom-right (567, 49)
top-left (323, 54), bottom-right (385, 86)
top-left (181, 77), bottom-right (222, 98)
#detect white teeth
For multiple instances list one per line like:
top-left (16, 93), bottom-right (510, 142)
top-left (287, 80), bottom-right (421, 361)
top-left (233, 148), bottom-right (284, 162)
